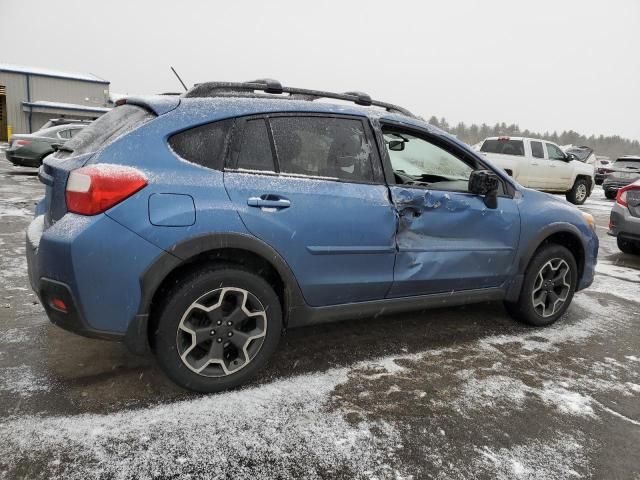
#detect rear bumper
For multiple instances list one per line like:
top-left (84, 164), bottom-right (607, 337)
top-left (26, 212), bottom-right (166, 350)
top-left (6, 150), bottom-right (41, 167)
top-left (608, 203), bottom-right (640, 239)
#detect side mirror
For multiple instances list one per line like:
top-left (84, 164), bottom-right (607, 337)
top-left (388, 140), bottom-right (405, 151)
top-left (566, 153), bottom-right (578, 162)
top-left (51, 143), bottom-right (64, 151)
top-left (469, 169), bottom-right (499, 209)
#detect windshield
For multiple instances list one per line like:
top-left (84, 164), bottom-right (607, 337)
top-left (60, 105), bottom-right (154, 156)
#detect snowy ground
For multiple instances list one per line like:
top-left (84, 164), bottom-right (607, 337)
top-left (0, 155), bottom-right (638, 479)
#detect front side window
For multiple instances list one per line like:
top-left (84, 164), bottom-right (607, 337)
top-left (270, 116), bottom-right (374, 183)
top-left (530, 141), bottom-right (544, 158)
top-left (546, 143), bottom-right (565, 160)
top-left (383, 128), bottom-right (474, 192)
top-left (57, 129), bottom-right (72, 139)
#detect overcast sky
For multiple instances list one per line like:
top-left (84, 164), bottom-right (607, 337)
top-left (2, 0), bottom-right (639, 140)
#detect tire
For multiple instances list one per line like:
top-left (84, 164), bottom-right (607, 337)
top-left (565, 178), bottom-right (590, 205)
top-left (604, 190), bottom-right (617, 200)
top-left (153, 264), bottom-right (283, 393)
top-left (504, 244), bottom-right (578, 327)
top-left (617, 237), bottom-right (640, 255)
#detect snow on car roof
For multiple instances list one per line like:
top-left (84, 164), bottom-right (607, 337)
top-left (0, 63), bottom-right (109, 84)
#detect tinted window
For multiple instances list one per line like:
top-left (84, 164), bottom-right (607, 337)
top-left (530, 141), bottom-right (544, 158)
top-left (613, 158), bottom-right (640, 168)
top-left (270, 117), bottom-right (374, 182)
top-left (169, 119), bottom-right (232, 169)
top-left (383, 129), bottom-right (474, 192)
top-left (62, 105), bottom-right (154, 157)
top-left (480, 139), bottom-right (525, 156)
top-left (58, 129), bottom-right (72, 139)
top-left (546, 143), bottom-right (565, 160)
top-left (235, 119), bottom-right (275, 171)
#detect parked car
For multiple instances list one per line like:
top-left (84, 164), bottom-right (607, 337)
top-left (608, 180), bottom-right (640, 254)
top-left (595, 156), bottom-right (612, 185)
top-left (563, 145), bottom-right (596, 165)
top-left (602, 155), bottom-right (640, 199)
top-left (39, 118), bottom-right (94, 130)
top-left (27, 80), bottom-right (598, 392)
top-left (478, 137), bottom-right (595, 205)
top-left (6, 124), bottom-right (86, 167)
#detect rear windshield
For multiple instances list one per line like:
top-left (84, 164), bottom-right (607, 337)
top-left (61, 105), bottom-right (154, 157)
top-left (480, 139), bottom-right (525, 156)
top-left (614, 158), bottom-right (640, 168)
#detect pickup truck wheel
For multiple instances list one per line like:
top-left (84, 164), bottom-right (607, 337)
top-left (566, 178), bottom-right (589, 205)
top-left (504, 244), bottom-right (577, 327)
top-left (153, 265), bottom-right (282, 393)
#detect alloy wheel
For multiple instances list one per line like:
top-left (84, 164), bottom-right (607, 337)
top-left (531, 258), bottom-right (571, 318)
top-left (176, 287), bottom-right (267, 377)
top-left (575, 183), bottom-right (587, 203)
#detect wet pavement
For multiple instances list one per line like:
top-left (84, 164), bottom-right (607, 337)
top-left (0, 152), bottom-right (638, 479)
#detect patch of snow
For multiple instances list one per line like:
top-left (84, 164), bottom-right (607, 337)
top-left (0, 368), bottom-right (404, 479)
top-left (0, 365), bottom-right (51, 397)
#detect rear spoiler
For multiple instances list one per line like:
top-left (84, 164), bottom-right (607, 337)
top-left (116, 95), bottom-right (180, 116)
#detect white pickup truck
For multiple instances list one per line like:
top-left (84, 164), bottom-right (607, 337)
top-left (477, 137), bottom-right (595, 205)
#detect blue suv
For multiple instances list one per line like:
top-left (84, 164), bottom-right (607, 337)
top-left (27, 80), bottom-right (598, 392)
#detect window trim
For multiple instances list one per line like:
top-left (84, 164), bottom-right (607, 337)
top-left (224, 112), bottom-right (386, 186)
top-left (377, 120), bottom-right (514, 198)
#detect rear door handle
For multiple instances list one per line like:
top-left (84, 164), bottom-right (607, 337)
top-left (247, 195), bottom-right (291, 209)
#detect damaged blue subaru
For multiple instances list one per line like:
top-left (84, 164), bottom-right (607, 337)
top-left (27, 80), bottom-right (598, 392)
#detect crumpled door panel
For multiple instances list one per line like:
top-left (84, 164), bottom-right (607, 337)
top-left (388, 187), bottom-right (520, 297)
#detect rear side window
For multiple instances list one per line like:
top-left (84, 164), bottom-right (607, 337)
top-left (270, 116), bottom-right (374, 182)
top-left (63, 105), bottom-right (154, 157)
top-left (530, 141), bottom-right (544, 158)
top-left (235, 119), bottom-right (275, 172)
top-left (169, 119), bottom-right (232, 169)
top-left (480, 139), bottom-right (525, 156)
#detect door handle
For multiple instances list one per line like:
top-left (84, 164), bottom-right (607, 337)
top-left (247, 195), bottom-right (291, 209)
top-left (531, 162), bottom-right (539, 166)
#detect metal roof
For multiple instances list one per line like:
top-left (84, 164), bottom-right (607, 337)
top-left (22, 101), bottom-right (110, 113)
top-left (0, 63), bottom-right (109, 84)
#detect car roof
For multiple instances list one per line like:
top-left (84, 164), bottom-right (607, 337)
top-left (174, 96), bottom-right (437, 132)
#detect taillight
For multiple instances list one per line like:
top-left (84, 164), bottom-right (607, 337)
top-left (15, 139), bottom-right (32, 147)
top-left (66, 164), bottom-right (147, 215)
top-left (616, 184), bottom-right (640, 208)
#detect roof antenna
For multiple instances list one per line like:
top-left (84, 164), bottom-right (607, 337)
top-left (170, 66), bottom-right (188, 92)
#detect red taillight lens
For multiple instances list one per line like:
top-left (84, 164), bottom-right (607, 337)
top-left (616, 184), bottom-right (640, 208)
top-left (65, 164), bottom-right (147, 215)
top-left (15, 139), bottom-right (32, 147)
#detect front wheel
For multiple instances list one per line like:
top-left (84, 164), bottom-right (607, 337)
top-left (566, 178), bottom-right (590, 205)
top-left (505, 244), bottom-right (578, 327)
top-left (605, 190), bottom-right (617, 200)
top-left (153, 265), bottom-right (282, 392)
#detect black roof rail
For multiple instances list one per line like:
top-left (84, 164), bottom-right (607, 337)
top-left (182, 79), bottom-right (416, 118)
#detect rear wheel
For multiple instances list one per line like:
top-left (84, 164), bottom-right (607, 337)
top-left (153, 265), bottom-right (282, 392)
top-left (505, 244), bottom-right (577, 327)
top-left (617, 237), bottom-right (640, 255)
top-left (605, 190), bottom-right (617, 200)
top-left (566, 178), bottom-right (590, 205)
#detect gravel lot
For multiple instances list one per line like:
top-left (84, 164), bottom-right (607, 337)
top-left (0, 150), bottom-right (638, 479)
